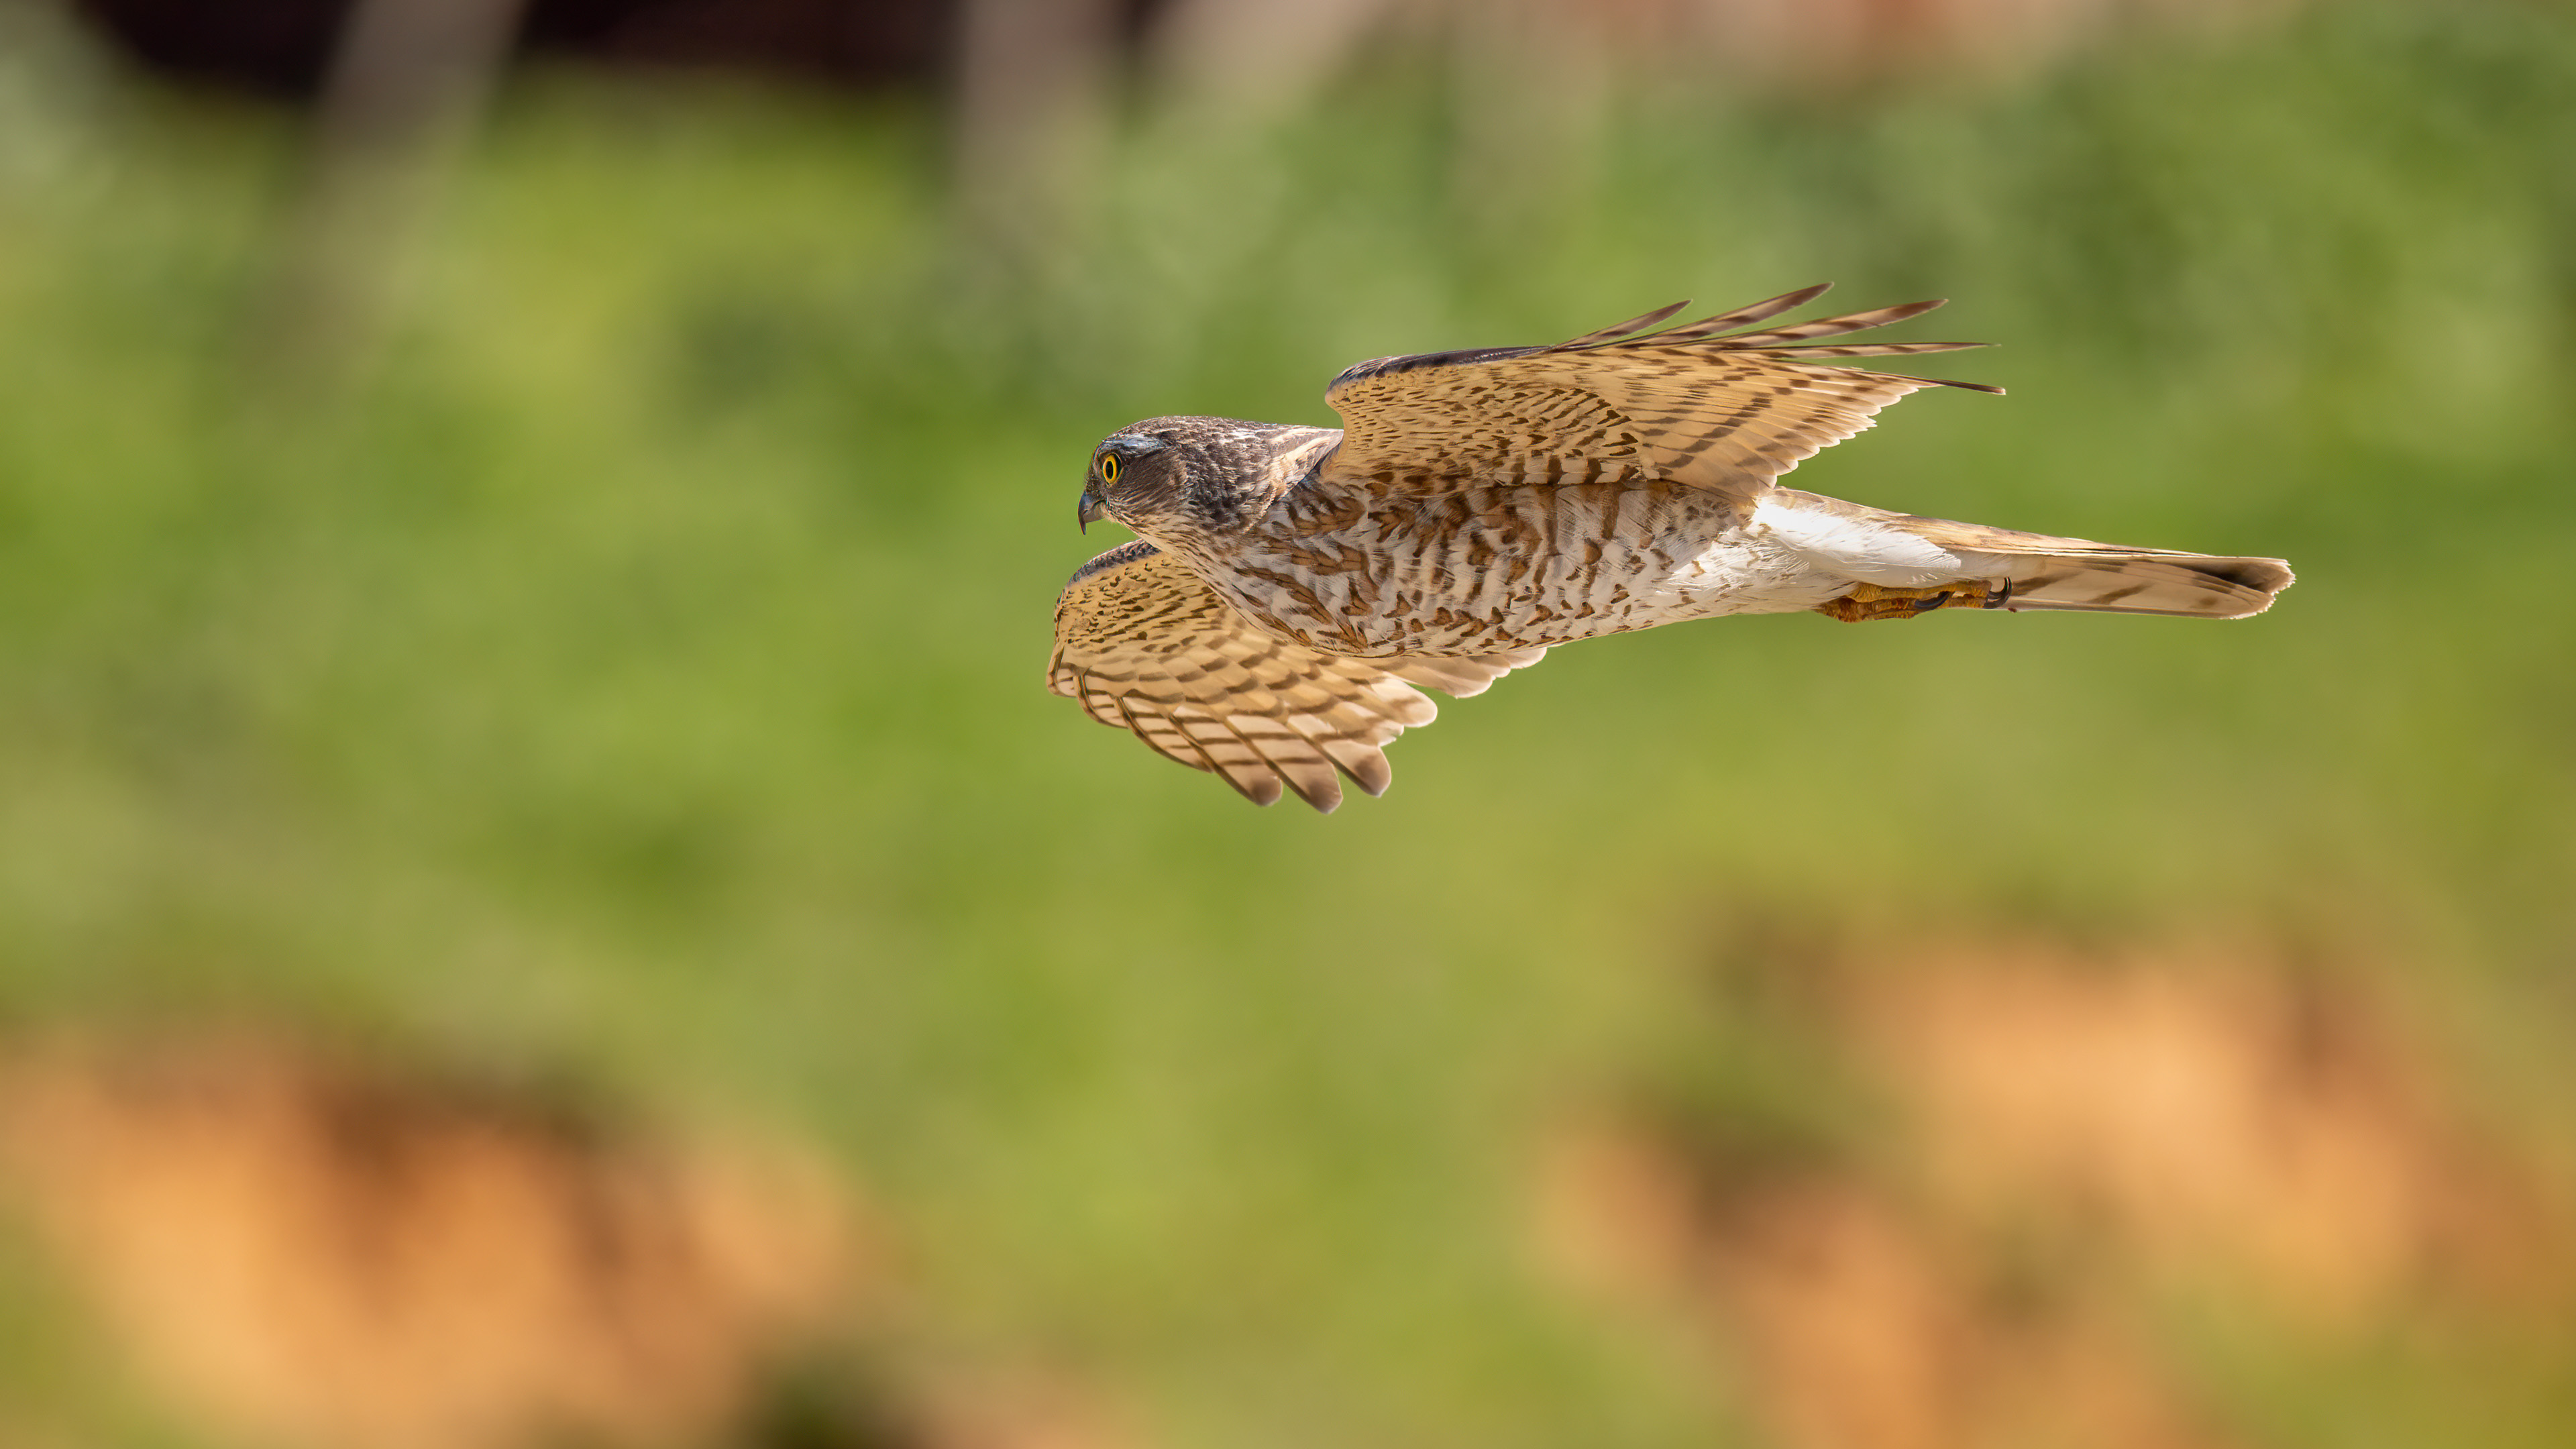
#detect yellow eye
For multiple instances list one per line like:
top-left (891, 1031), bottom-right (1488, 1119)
top-left (1099, 454), bottom-right (1121, 485)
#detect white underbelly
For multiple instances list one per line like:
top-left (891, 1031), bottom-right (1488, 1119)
top-left (1747, 494), bottom-right (1966, 586)
top-left (1656, 529), bottom-right (1854, 616)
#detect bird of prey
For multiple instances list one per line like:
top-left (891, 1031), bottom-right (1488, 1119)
top-left (1047, 285), bottom-right (2292, 812)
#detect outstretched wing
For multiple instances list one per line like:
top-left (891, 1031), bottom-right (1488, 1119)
top-left (1048, 542), bottom-right (1544, 812)
top-left (1319, 284), bottom-right (2000, 504)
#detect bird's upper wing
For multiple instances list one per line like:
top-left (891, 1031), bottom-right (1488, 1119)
top-left (1049, 542), bottom-right (1545, 811)
top-left (1318, 284), bottom-right (2000, 505)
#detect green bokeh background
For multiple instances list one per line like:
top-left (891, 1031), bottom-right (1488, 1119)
top-left (1, 2), bottom-right (2573, 1443)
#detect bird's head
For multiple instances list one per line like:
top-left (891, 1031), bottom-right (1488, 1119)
top-left (1077, 417), bottom-right (1337, 545)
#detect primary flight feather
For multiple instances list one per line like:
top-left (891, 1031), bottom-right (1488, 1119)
top-left (1048, 286), bottom-right (2294, 811)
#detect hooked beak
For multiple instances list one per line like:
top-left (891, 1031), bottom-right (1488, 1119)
top-left (1077, 490), bottom-right (1108, 533)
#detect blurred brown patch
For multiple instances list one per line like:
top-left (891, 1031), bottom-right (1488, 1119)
top-left (1539, 1122), bottom-right (2241, 1449)
top-left (1841, 941), bottom-right (2567, 1326)
top-left (1538, 936), bottom-right (2572, 1449)
top-left (0, 1028), bottom-right (868, 1449)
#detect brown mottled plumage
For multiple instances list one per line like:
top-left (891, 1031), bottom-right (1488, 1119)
top-left (1050, 286), bottom-right (2294, 811)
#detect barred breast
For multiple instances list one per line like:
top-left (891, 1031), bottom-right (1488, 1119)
top-left (1223, 482), bottom-right (1841, 658)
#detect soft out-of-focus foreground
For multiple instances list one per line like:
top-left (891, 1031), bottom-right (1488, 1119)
top-left (1, 1), bottom-right (2573, 1445)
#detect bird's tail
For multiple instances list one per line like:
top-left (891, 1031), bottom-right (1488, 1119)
top-left (1970, 544), bottom-right (2290, 619)
top-left (1787, 492), bottom-right (2294, 621)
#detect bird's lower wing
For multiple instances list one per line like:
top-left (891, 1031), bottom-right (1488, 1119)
top-left (1049, 543), bottom-right (1546, 811)
top-left (1317, 284), bottom-right (1999, 506)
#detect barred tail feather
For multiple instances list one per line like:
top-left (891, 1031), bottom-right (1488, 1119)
top-left (1891, 512), bottom-right (2294, 618)
top-left (1983, 551), bottom-right (2293, 619)
top-left (1767, 491), bottom-right (2295, 621)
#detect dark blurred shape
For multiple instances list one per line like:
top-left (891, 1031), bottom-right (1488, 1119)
top-left (523, 0), bottom-right (950, 89)
top-left (1536, 935), bottom-right (2572, 1449)
top-left (71, 0), bottom-right (352, 94)
top-left (66, 0), bottom-right (2302, 105)
top-left (65, 0), bottom-right (1018, 99)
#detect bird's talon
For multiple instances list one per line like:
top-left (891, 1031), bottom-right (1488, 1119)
top-left (1816, 582), bottom-right (1978, 623)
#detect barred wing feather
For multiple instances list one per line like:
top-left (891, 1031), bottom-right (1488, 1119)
top-left (1048, 542), bottom-right (1547, 811)
top-left (1320, 284), bottom-right (2000, 504)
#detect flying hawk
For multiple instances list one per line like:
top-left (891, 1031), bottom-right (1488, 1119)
top-left (1048, 285), bottom-right (2292, 811)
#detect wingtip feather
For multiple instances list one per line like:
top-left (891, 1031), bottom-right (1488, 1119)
top-left (1557, 300), bottom-right (1692, 350)
top-left (1316, 738), bottom-right (1394, 797)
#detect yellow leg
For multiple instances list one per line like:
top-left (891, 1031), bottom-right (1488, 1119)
top-left (1814, 580), bottom-right (2011, 623)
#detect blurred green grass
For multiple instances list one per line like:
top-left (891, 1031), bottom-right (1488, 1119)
top-left (1, 3), bottom-right (2575, 1444)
